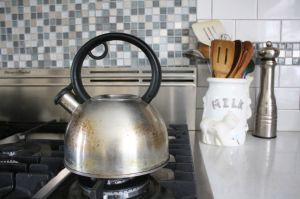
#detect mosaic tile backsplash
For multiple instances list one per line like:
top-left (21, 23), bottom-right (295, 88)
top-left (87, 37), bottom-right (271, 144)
top-left (0, 0), bottom-right (197, 68)
top-left (1, 0), bottom-right (300, 68)
top-left (258, 42), bottom-right (300, 65)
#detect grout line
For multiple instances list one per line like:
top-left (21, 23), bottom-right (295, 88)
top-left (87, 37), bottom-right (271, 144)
top-left (211, 19), bottom-right (282, 21)
top-left (278, 64), bottom-right (281, 87)
top-left (211, 0), bottom-right (213, 19)
top-left (276, 109), bottom-right (300, 111)
top-left (256, 0), bottom-right (259, 19)
top-left (280, 20), bottom-right (283, 42)
top-left (234, 19), bottom-right (237, 40)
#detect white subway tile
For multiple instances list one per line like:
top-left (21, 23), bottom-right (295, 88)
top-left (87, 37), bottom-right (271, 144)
top-left (196, 87), bottom-right (208, 108)
top-left (236, 20), bottom-right (281, 42)
top-left (278, 110), bottom-right (300, 131)
top-left (282, 20), bottom-right (300, 42)
top-left (212, 0), bottom-right (257, 19)
top-left (220, 20), bottom-right (236, 40)
top-left (197, 0), bottom-right (211, 19)
top-left (279, 66), bottom-right (300, 87)
top-left (258, 0), bottom-right (300, 19)
top-left (275, 88), bottom-right (300, 110)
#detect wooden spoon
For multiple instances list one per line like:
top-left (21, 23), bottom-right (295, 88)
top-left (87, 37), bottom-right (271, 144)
top-left (233, 41), bottom-right (254, 78)
top-left (211, 39), bottom-right (235, 78)
top-left (242, 60), bottom-right (255, 78)
top-left (227, 40), bottom-right (242, 78)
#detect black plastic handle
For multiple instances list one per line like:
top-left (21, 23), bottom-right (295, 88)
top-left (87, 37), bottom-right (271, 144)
top-left (71, 32), bottom-right (162, 104)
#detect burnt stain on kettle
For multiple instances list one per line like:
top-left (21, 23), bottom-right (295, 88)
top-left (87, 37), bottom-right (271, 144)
top-left (134, 119), bottom-right (166, 149)
top-left (66, 112), bottom-right (82, 149)
top-left (82, 119), bottom-right (94, 135)
top-left (68, 116), bottom-right (103, 153)
top-left (81, 119), bottom-right (101, 150)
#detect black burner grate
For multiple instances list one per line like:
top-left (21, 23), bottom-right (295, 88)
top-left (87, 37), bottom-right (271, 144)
top-left (161, 124), bottom-right (196, 199)
top-left (0, 141), bottom-right (64, 198)
top-left (0, 124), bottom-right (196, 199)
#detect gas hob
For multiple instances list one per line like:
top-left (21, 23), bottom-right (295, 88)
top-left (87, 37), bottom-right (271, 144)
top-left (0, 123), bottom-right (196, 199)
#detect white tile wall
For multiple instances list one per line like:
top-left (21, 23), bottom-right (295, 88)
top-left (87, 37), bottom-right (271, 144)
top-left (236, 20), bottom-right (281, 42)
top-left (278, 110), bottom-right (300, 131)
top-left (212, 0), bottom-right (257, 19)
top-left (258, 0), bottom-right (300, 19)
top-left (197, 0), bottom-right (300, 42)
top-left (197, 0), bottom-right (211, 19)
top-left (220, 20), bottom-right (236, 40)
top-left (279, 66), bottom-right (300, 87)
top-left (275, 88), bottom-right (300, 110)
top-left (196, 0), bottom-right (300, 131)
top-left (282, 21), bottom-right (300, 42)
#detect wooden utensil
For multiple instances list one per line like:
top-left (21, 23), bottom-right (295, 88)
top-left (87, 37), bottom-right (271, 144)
top-left (242, 60), bottom-right (255, 78)
top-left (227, 40), bottom-right (243, 78)
top-left (192, 20), bottom-right (226, 46)
top-left (233, 41), bottom-right (254, 78)
top-left (197, 43), bottom-right (210, 59)
top-left (211, 39), bottom-right (235, 78)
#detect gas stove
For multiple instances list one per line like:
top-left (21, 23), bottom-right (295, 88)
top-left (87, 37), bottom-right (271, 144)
top-left (0, 122), bottom-right (196, 199)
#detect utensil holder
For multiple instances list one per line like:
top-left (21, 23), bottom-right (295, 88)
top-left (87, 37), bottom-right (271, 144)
top-left (200, 77), bottom-right (252, 146)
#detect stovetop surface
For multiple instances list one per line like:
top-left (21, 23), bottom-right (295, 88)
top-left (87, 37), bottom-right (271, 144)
top-left (0, 123), bottom-right (196, 199)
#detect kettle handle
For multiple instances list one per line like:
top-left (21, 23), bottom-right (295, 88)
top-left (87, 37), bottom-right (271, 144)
top-left (71, 33), bottom-right (161, 104)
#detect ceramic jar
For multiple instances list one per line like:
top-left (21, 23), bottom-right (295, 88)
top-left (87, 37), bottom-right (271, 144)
top-left (200, 77), bottom-right (252, 146)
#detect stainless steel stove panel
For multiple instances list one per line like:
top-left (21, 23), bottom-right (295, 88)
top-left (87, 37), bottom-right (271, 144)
top-left (0, 67), bottom-right (197, 130)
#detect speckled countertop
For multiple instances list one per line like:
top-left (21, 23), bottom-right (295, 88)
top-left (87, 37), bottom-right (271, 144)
top-left (196, 132), bottom-right (300, 199)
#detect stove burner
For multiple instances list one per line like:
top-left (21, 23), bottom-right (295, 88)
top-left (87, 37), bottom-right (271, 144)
top-left (106, 178), bottom-right (132, 185)
top-left (77, 175), bottom-right (149, 199)
top-left (65, 175), bottom-right (175, 199)
top-left (0, 142), bottom-right (41, 156)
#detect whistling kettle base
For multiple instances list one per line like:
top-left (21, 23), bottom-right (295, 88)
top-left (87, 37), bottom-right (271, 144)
top-left (64, 157), bottom-right (170, 179)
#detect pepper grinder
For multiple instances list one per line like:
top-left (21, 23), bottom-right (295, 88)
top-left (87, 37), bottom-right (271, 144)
top-left (253, 41), bottom-right (279, 139)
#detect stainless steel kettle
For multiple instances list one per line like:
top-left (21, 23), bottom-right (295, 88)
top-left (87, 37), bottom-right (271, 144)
top-left (54, 33), bottom-right (169, 179)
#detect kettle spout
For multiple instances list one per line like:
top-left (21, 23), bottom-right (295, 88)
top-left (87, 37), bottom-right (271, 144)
top-left (54, 85), bottom-right (79, 113)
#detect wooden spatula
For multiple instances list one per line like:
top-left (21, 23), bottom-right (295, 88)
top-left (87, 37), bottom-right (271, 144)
top-left (211, 39), bottom-right (235, 78)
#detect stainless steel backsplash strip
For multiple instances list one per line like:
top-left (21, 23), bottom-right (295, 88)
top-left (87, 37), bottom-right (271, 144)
top-left (0, 67), bottom-right (197, 130)
top-left (0, 67), bottom-right (196, 86)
